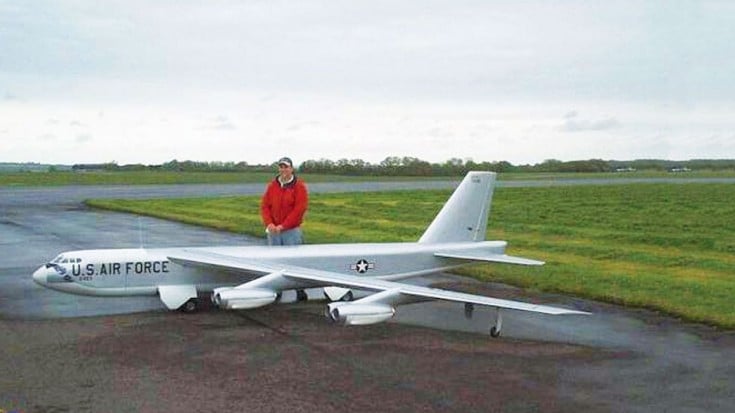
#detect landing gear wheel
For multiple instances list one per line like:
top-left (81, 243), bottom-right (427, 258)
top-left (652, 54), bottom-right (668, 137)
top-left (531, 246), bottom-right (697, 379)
top-left (489, 307), bottom-right (502, 338)
top-left (179, 298), bottom-right (199, 313)
top-left (296, 289), bottom-right (308, 302)
top-left (464, 303), bottom-right (475, 319)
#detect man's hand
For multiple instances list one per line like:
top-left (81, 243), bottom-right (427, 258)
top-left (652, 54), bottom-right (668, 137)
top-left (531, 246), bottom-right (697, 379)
top-left (266, 223), bottom-right (278, 233)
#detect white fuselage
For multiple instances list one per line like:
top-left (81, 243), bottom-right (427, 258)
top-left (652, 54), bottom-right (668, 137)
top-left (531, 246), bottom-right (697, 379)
top-left (32, 241), bottom-right (509, 297)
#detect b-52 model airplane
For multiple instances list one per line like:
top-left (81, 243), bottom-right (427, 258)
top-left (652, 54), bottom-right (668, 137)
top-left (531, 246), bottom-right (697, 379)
top-left (33, 171), bottom-right (587, 337)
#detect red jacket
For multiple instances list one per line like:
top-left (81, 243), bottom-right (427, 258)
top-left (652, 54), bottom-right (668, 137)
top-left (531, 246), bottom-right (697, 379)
top-left (260, 176), bottom-right (308, 230)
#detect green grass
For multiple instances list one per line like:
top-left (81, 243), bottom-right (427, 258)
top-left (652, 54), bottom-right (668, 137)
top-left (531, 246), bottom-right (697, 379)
top-left (0, 171), bottom-right (272, 186)
top-left (0, 171), bottom-right (454, 187)
top-left (86, 183), bottom-right (735, 328)
top-left (3, 169), bottom-right (735, 187)
top-left (499, 170), bottom-right (735, 180)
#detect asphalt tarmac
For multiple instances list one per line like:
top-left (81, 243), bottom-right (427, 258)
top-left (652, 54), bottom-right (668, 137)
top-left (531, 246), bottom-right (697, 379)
top-left (2, 179), bottom-right (734, 412)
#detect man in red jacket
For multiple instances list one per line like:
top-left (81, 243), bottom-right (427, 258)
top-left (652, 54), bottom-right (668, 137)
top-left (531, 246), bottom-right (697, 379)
top-left (260, 156), bottom-right (308, 246)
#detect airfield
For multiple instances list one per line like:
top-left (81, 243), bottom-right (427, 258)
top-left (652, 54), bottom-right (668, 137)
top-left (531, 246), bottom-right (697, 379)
top-left (2, 179), bottom-right (735, 412)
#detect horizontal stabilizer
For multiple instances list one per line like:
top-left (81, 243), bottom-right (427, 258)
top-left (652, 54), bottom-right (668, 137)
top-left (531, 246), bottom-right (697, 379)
top-left (434, 252), bottom-right (545, 266)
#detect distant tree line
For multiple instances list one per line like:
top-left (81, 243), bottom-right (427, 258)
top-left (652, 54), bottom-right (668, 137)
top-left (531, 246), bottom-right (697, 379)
top-left (72, 160), bottom-right (272, 173)
top-left (299, 157), bottom-right (735, 176)
top-left (68, 157), bottom-right (735, 176)
top-left (299, 157), bottom-right (515, 176)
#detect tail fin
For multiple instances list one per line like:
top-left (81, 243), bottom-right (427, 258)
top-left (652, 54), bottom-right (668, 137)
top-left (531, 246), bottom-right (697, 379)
top-left (418, 171), bottom-right (496, 244)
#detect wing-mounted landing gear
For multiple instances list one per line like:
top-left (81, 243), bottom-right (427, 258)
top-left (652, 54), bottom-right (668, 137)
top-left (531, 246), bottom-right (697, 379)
top-left (323, 286), bottom-right (353, 302)
top-left (464, 303), bottom-right (474, 319)
top-left (159, 285), bottom-right (198, 312)
top-left (296, 289), bottom-right (308, 302)
top-left (179, 297), bottom-right (199, 313)
top-left (489, 307), bottom-right (503, 338)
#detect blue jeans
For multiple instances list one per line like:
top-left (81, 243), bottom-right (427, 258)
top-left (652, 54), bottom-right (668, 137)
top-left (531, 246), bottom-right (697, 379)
top-left (267, 227), bottom-right (303, 246)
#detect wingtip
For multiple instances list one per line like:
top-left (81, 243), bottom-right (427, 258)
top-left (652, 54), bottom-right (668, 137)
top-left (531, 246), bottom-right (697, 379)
top-left (562, 309), bottom-right (592, 316)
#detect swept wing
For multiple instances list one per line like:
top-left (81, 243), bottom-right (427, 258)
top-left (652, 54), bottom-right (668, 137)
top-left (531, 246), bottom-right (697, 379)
top-left (168, 249), bottom-right (587, 316)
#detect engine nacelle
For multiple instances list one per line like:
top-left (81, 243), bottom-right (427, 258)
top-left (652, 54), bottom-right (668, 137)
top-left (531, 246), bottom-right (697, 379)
top-left (212, 287), bottom-right (277, 310)
top-left (326, 302), bottom-right (395, 326)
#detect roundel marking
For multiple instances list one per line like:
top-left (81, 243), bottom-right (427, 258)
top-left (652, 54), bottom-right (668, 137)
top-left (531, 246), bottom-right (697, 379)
top-left (350, 259), bottom-right (375, 273)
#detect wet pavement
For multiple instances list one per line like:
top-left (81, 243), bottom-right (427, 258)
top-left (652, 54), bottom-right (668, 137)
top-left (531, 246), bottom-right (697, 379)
top-left (1, 180), bottom-right (735, 412)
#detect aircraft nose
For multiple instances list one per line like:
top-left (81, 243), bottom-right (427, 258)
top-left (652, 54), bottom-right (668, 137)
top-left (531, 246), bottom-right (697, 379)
top-left (32, 266), bottom-right (47, 285)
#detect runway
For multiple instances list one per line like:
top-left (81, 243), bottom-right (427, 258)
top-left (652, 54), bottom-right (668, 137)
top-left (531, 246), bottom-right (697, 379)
top-left (2, 179), bottom-right (734, 412)
top-left (3, 175), bottom-right (734, 205)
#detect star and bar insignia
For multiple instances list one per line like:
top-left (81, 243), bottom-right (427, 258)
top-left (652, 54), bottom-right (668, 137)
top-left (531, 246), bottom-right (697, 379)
top-left (350, 259), bottom-right (375, 273)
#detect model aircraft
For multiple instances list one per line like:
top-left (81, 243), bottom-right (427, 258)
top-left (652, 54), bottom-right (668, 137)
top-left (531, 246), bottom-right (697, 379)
top-left (32, 171), bottom-right (588, 337)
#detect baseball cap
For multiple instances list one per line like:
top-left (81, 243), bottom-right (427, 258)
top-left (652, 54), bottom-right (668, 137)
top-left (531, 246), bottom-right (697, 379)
top-left (277, 157), bottom-right (293, 167)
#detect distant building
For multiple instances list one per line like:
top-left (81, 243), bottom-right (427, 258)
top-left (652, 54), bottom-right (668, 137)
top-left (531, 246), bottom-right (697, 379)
top-left (0, 162), bottom-right (71, 172)
top-left (614, 167), bottom-right (636, 172)
top-left (669, 166), bottom-right (692, 173)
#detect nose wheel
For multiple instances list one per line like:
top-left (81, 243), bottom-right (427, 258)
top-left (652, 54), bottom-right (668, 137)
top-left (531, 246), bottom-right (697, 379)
top-left (489, 308), bottom-right (502, 338)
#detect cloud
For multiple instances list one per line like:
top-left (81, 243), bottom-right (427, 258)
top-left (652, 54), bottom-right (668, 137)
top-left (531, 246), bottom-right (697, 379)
top-left (76, 133), bottom-right (92, 143)
top-left (286, 121), bottom-right (321, 132)
top-left (38, 133), bottom-right (56, 141)
top-left (213, 117), bottom-right (236, 131)
top-left (199, 116), bottom-right (236, 131)
top-left (697, 134), bottom-right (735, 155)
top-left (70, 120), bottom-right (85, 127)
top-left (426, 126), bottom-right (454, 139)
top-left (559, 113), bottom-right (621, 132)
top-left (3, 2), bottom-right (735, 165)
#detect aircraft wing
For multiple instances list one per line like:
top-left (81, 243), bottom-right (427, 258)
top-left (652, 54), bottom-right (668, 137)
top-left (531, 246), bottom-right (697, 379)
top-left (168, 249), bottom-right (588, 316)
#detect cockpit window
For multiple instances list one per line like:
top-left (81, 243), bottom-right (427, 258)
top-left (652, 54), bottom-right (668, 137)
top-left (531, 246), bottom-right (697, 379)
top-left (50, 255), bottom-right (81, 264)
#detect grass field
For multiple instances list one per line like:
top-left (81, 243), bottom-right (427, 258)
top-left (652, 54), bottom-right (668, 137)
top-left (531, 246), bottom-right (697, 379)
top-left (86, 183), bottom-right (735, 328)
top-left (0, 171), bottom-right (454, 187)
top-left (0, 171), bottom-right (273, 186)
top-left (2, 169), bottom-right (735, 186)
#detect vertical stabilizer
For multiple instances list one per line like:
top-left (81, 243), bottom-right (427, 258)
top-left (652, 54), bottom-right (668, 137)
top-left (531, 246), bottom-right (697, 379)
top-left (418, 171), bottom-right (495, 244)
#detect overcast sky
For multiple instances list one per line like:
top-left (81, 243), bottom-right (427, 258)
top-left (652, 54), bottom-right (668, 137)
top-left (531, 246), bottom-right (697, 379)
top-left (2, 1), bottom-right (734, 165)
